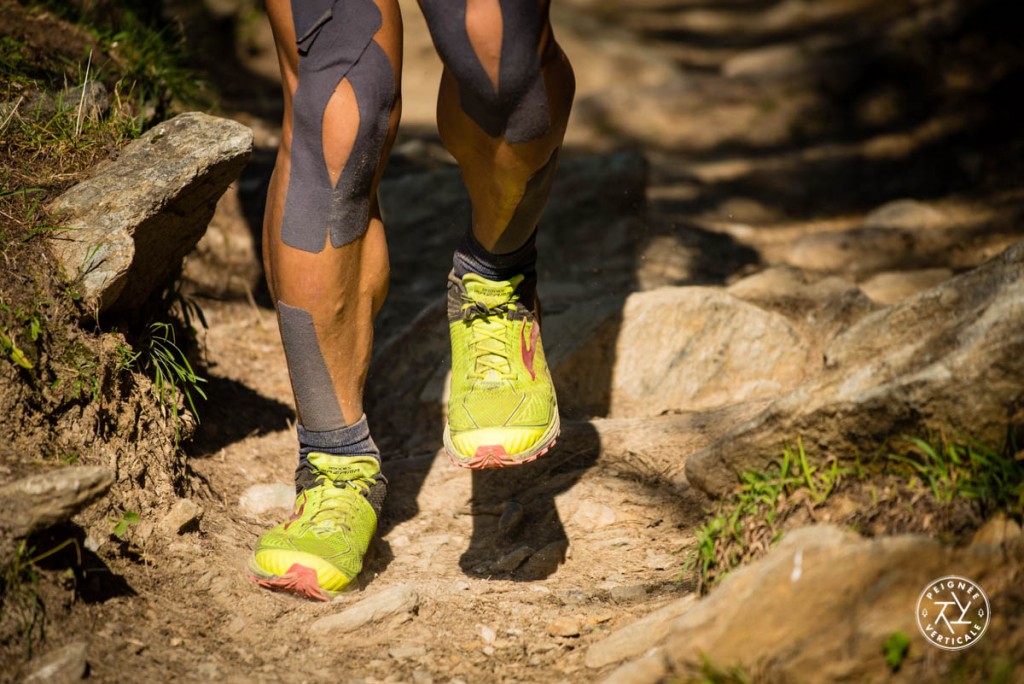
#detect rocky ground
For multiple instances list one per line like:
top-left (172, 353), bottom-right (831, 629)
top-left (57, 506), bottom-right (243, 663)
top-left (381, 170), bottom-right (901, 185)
top-left (6, 0), bottom-right (1024, 681)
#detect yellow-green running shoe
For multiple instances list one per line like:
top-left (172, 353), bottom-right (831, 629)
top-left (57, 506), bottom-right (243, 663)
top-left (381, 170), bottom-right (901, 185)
top-left (444, 271), bottom-right (559, 469)
top-left (249, 452), bottom-right (383, 601)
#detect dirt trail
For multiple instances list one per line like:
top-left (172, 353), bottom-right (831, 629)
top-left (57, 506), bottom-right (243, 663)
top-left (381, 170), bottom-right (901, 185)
top-left (24, 0), bottom-right (1024, 680)
top-left (58, 3), bottom-right (709, 681)
top-left (135, 296), bottom-right (695, 682)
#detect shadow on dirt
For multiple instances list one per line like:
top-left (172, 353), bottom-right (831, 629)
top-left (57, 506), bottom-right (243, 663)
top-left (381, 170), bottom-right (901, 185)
top-left (187, 375), bottom-right (293, 457)
top-left (25, 525), bottom-right (136, 604)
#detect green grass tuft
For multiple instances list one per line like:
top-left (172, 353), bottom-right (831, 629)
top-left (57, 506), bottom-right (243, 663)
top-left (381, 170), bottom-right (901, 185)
top-left (684, 432), bottom-right (1023, 594)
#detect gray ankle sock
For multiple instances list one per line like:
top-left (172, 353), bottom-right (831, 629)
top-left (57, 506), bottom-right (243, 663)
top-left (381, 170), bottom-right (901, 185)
top-left (452, 228), bottom-right (537, 281)
top-left (295, 414), bottom-right (386, 513)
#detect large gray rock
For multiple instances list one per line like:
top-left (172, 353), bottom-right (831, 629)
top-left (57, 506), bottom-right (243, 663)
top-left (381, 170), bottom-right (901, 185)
top-left (726, 266), bottom-right (880, 362)
top-left (687, 240), bottom-right (1024, 496)
top-left (601, 525), bottom-right (1022, 682)
top-left (585, 595), bottom-right (696, 670)
top-left (554, 287), bottom-right (810, 418)
top-left (0, 466), bottom-right (113, 538)
top-left (48, 112), bottom-right (253, 316)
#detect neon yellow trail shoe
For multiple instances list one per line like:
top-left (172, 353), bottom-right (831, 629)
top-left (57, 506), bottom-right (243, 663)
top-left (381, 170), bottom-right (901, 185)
top-left (249, 453), bottom-right (383, 601)
top-left (444, 271), bottom-right (559, 469)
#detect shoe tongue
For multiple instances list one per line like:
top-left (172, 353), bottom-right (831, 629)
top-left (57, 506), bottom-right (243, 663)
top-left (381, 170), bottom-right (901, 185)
top-left (307, 453), bottom-right (380, 482)
top-left (463, 273), bottom-right (522, 310)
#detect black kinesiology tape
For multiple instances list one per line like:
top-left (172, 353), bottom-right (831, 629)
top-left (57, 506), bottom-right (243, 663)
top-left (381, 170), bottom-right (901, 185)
top-left (420, 0), bottom-right (550, 144)
top-left (281, 0), bottom-right (395, 254)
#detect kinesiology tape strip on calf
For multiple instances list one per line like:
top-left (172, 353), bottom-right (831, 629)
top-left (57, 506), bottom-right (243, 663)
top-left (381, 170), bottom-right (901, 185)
top-left (281, 0), bottom-right (395, 254)
top-left (503, 147), bottom-right (559, 246)
top-left (277, 301), bottom-right (346, 432)
top-left (420, 0), bottom-right (550, 144)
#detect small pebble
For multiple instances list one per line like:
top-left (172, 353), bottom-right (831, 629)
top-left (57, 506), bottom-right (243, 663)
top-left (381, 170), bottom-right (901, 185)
top-left (22, 641), bottom-right (88, 684)
top-left (547, 617), bottom-right (581, 638)
top-left (389, 645), bottom-right (426, 660)
top-left (239, 483), bottom-right (295, 515)
top-left (609, 584), bottom-right (648, 602)
top-left (645, 551), bottom-right (676, 570)
top-left (491, 545), bottom-right (533, 573)
top-left (160, 498), bottom-right (203, 535)
top-left (498, 501), bottom-right (525, 537)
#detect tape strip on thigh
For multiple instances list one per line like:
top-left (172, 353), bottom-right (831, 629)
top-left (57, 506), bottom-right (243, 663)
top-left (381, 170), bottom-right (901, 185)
top-left (281, 0), bottom-right (395, 253)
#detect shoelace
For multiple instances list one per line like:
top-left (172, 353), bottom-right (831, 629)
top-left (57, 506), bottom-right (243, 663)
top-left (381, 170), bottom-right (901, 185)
top-left (305, 474), bottom-right (373, 522)
top-left (461, 296), bottom-right (517, 379)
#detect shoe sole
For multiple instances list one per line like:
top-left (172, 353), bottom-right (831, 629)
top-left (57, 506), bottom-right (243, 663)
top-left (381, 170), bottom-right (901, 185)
top-left (249, 562), bottom-right (333, 602)
top-left (444, 413), bottom-right (560, 470)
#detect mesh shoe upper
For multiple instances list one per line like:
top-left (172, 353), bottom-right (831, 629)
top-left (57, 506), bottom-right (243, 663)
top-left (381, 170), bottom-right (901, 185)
top-left (251, 452), bottom-right (381, 596)
top-left (445, 272), bottom-right (559, 464)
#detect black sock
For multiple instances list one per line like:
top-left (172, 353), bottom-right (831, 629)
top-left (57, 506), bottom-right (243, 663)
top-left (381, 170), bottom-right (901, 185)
top-left (452, 228), bottom-right (537, 282)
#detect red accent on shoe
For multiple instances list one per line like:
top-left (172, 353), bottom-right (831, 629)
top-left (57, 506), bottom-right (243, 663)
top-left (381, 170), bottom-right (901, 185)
top-left (445, 439), bottom-right (557, 470)
top-left (283, 493), bottom-right (307, 531)
top-left (476, 444), bottom-right (509, 459)
top-left (250, 563), bottom-right (329, 602)
top-left (519, 322), bottom-right (539, 381)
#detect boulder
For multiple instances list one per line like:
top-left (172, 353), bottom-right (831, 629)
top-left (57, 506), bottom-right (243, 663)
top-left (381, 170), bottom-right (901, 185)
top-left (554, 287), bottom-right (810, 419)
top-left (688, 240), bottom-right (1024, 496)
top-left (0, 466), bottom-right (114, 538)
top-left (599, 525), bottom-right (1023, 682)
top-left (726, 266), bottom-right (879, 359)
top-left (48, 112), bottom-right (253, 317)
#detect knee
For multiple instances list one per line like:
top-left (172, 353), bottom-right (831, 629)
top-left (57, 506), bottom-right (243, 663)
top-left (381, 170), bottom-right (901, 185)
top-left (424, 0), bottom-right (550, 141)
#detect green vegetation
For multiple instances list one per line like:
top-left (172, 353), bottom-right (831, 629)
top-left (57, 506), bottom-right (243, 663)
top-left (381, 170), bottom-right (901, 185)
top-left (684, 433), bottom-right (1024, 594)
top-left (17, 0), bottom-right (210, 124)
top-left (882, 631), bottom-right (910, 671)
top-left (0, 0), bottom-right (211, 460)
top-left (889, 435), bottom-right (1024, 515)
top-left (127, 285), bottom-right (209, 439)
top-left (139, 320), bottom-right (207, 425)
top-left (684, 654), bottom-right (754, 684)
top-left (685, 440), bottom-right (853, 593)
top-left (111, 511), bottom-right (141, 540)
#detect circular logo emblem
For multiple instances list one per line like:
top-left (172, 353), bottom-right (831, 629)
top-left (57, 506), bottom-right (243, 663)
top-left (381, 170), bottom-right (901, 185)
top-left (916, 575), bottom-right (990, 650)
